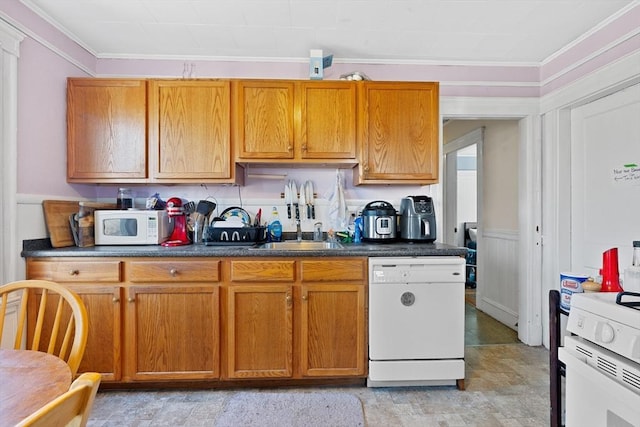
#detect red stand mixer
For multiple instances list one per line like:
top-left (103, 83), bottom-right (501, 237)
top-left (600, 247), bottom-right (623, 292)
top-left (161, 197), bottom-right (191, 247)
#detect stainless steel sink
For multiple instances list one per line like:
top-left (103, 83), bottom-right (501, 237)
top-left (252, 241), bottom-right (344, 250)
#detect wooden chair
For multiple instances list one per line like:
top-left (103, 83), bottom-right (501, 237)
top-left (15, 372), bottom-right (102, 427)
top-left (0, 279), bottom-right (88, 376)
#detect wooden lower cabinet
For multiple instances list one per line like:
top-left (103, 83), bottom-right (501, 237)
top-left (72, 285), bottom-right (122, 382)
top-left (25, 256), bottom-right (367, 385)
top-left (224, 257), bottom-right (367, 380)
top-left (124, 284), bottom-right (220, 381)
top-left (225, 284), bottom-right (293, 378)
top-left (300, 283), bottom-right (366, 377)
top-left (26, 258), bottom-right (123, 381)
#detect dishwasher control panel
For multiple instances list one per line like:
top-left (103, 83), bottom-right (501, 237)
top-left (370, 257), bottom-right (465, 284)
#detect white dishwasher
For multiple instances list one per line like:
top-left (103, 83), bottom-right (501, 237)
top-left (368, 256), bottom-right (466, 389)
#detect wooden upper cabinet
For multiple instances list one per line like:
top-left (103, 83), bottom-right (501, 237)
top-left (297, 81), bottom-right (357, 160)
top-left (67, 78), bottom-right (147, 182)
top-left (148, 80), bottom-right (235, 181)
top-left (234, 80), bottom-right (358, 163)
top-left (234, 80), bottom-right (295, 160)
top-left (356, 81), bottom-right (440, 185)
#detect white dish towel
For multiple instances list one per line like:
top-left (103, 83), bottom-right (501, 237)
top-left (327, 169), bottom-right (349, 231)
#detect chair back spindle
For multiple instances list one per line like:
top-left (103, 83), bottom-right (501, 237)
top-left (0, 280), bottom-right (88, 376)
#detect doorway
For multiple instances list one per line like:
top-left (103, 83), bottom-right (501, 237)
top-left (443, 120), bottom-right (521, 333)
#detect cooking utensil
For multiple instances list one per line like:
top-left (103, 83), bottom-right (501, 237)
top-left (305, 180), bottom-right (315, 219)
top-left (254, 208), bottom-right (262, 226)
top-left (290, 180), bottom-right (299, 220)
top-left (183, 201), bottom-right (196, 215)
top-left (299, 181), bottom-right (307, 220)
top-left (284, 183), bottom-right (291, 219)
top-left (361, 200), bottom-right (398, 242)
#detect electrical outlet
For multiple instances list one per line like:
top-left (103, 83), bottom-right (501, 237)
top-left (309, 49), bottom-right (323, 80)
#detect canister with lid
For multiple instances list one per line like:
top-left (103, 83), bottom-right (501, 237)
top-left (117, 188), bottom-right (134, 210)
top-left (623, 241), bottom-right (640, 292)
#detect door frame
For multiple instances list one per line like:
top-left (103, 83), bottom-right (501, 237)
top-left (0, 21), bottom-right (23, 285)
top-left (440, 96), bottom-right (541, 345)
top-left (443, 126), bottom-right (484, 248)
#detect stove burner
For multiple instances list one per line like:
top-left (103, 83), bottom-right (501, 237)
top-left (616, 291), bottom-right (640, 310)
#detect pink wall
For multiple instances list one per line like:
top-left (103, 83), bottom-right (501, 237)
top-left (3, 2), bottom-right (639, 198)
top-left (17, 37), bottom-right (95, 198)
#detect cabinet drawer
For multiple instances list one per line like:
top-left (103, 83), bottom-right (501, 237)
top-left (229, 260), bottom-right (295, 282)
top-left (300, 258), bottom-right (366, 282)
top-left (27, 260), bottom-right (122, 283)
top-left (128, 260), bottom-right (220, 282)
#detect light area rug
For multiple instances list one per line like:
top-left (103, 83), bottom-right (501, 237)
top-left (214, 391), bottom-right (365, 427)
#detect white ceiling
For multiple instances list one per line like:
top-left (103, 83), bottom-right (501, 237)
top-left (21, 0), bottom-right (636, 64)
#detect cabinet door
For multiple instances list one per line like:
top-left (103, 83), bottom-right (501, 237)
top-left (234, 80), bottom-right (295, 159)
top-left (148, 80), bottom-right (232, 180)
top-left (300, 283), bottom-right (366, 377)
top-left (26, 285), bottom-right (123, 382)
top-left (125, 285), bottom-right (220, 381)
top-left (225, 284), bottom-right (293, 378)
top-left (67, 78), bottom-right (147, 181)
top-left (26, 259), bottom-right (124, 381)
top-left (298, 81), bottom-right (357, 160)
top-left (358, 82), bottom-right (439, 184)
top-left (70, 285), bottom-right (123, 382)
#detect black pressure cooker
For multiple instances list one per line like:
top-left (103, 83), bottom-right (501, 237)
top-left (361, 200), bottom-right (397, 242)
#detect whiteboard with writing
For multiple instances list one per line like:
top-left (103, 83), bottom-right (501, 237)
top-left (612, 163), bottom-right (640, 185)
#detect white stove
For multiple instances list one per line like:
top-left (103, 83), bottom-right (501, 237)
top-left (566, 292), bottom-right (640, 364)
top-left (560, 291), bottom-right (640, 426)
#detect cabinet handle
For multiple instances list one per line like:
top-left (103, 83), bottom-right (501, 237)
top-left (127, 297), bottom-right (135, 303)
top-left (287, 145), bottom-right (293, 151)
top-left (302, 294), bottom-right (307, 301)
top-left (301, 144), bottom-right (307, 152)
top-left (286, 294), bottom-right (292, 306)
top-left (169, 268), bottom-right (178, 276)
top-left (112, 297), bottom-right (120, 303)
top-left (69, 269), bottom-right (79, 276)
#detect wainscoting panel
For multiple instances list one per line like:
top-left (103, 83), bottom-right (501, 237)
top-left (477, 229), bottom-right (519, 330)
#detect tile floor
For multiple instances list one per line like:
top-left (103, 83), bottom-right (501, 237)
top-left (88, 302), bottom-right (551, 427)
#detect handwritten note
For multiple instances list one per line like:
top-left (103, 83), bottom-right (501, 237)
top-left (612, 163), bottom-right (640, 186)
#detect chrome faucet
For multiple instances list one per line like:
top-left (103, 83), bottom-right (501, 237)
top-left (296, 219), bottom-right (302, 242)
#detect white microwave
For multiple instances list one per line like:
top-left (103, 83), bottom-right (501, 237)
top-left (94, 210), bottom-right (172, 245)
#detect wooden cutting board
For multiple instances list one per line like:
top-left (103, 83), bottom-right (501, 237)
top-left (42, 200), bottom-right (115, 248)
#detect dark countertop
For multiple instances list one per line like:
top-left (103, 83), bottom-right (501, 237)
top-left (22, 238), bottom-right (467, 258)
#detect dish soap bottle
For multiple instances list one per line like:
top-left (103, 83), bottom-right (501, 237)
top-left (268, 207), bottom-right (282, 242)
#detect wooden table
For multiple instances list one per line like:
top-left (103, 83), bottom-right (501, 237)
top-left (0, 349), bottom-right (72, 426)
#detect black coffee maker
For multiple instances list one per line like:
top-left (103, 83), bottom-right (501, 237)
top-left (399, 196), bottom-right (436, 242)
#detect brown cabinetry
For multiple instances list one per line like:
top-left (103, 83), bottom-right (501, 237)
top-left (299, 259), bottom-right (366, 377)
top-left (67, 78), bottom-right (439, 184)
top-left (225, 260), bottom-right (295, 379)
top-left (356, 81), bottom-right (439, 184)
top-left (25, 256), bottom-right (366, 385)
top-left (26, 258), bottom-right (221, 382)
top-left (148, 80), bottom-right (240, 182)
top-left (67, 79), bottom-right (147, 182)
top-left (223, 258), bottom-right (367, 380)
top-left (26, 258), bottom-right (123, 381)
top-left (124, 260), bottom-right (221, 381)
top-left (67, 78), bottom-right (241, 184)
top-left (234, 80), bottom-right (357, 164)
